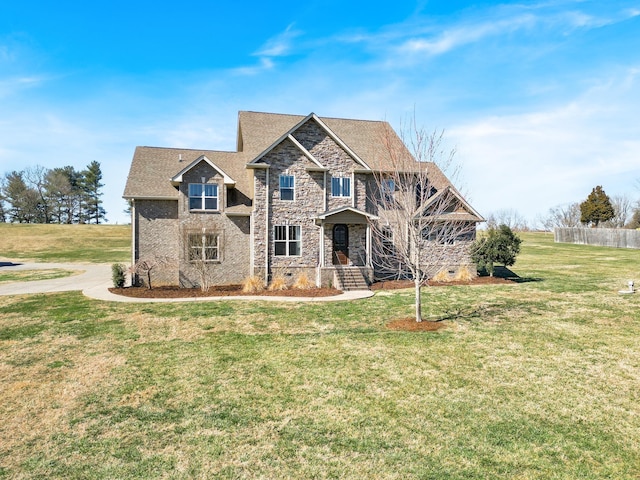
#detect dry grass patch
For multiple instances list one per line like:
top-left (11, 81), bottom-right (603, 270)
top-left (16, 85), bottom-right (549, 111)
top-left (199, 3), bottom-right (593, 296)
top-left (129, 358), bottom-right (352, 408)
top-left (0, 268), bottom-right (80, 284)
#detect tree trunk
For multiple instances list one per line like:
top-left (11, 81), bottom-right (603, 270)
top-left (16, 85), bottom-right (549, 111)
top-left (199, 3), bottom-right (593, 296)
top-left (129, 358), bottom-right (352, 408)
top-left (414, 277), bottom-right (422, 322)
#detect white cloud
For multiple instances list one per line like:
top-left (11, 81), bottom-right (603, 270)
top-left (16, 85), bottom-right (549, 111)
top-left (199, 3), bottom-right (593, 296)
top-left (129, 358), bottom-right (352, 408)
top-left (449, 67), bottom-right (640, 223)
top-left (254, 24), bottom-right (302, 57)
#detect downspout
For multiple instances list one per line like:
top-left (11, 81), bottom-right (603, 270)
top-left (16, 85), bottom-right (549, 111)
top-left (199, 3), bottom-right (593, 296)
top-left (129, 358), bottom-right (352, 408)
top-left (249, 206), bottom-right (254, 277)
top-left (264, 168), bottom-right (269, 286)
top-left (130, 200), bottom-right (136, 286)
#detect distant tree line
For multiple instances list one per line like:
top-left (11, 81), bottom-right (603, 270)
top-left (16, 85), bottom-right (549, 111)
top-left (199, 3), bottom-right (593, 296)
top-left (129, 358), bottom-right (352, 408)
top-left (0, 161), bottom-right (106, 224)
top-left (487, 184), bottom-right (640, 232)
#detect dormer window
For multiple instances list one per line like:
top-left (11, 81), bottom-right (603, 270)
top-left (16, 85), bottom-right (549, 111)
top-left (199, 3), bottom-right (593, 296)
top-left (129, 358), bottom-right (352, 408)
top-left (331, 176), bottom-right (351, 197)
top-left (189, 183), bottom-right (218, 211)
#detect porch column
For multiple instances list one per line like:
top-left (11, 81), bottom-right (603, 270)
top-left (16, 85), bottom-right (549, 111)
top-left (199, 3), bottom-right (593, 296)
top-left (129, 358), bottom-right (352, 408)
top-left (319, 223), bottom-right (325, 267)
top-left (366, 222), bottom-right (372, 268)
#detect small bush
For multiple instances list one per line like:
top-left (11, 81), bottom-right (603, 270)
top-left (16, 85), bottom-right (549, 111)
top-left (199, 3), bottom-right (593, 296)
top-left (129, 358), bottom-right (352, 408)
top-left (242, 275), bottom-right (264, 293)
top-left (268, 275), bottom-right (288, 291)
top-left (111, 263), bottom-right (126, 288)
top-left (293, 272), bottom-right (314, 290)
top-left (455, 265), bottom-right (476, 282)
top-left (431, 269), bottom-right (451, 283)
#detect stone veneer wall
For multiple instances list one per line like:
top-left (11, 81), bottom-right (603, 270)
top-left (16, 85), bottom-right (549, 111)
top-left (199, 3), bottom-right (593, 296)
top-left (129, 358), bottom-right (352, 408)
top-left (252, 120), bottom-right (369, 284)
top-left (370, 219), bottom-right (478, 281)
top-left (134, 199), bottom-right (179, 286)
top-left (293, 121), bottom-right (362, 212)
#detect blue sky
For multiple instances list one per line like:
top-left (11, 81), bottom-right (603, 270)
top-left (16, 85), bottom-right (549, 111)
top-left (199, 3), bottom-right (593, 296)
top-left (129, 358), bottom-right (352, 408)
top-left (1, 0), bottom-right (639, 225)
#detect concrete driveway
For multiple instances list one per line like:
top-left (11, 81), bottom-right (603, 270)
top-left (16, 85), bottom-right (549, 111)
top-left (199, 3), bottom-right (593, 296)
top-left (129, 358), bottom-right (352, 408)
top-left (0, 262), bottom-right (112, 296)
top-left (0, 261), bottom-right (374, 302)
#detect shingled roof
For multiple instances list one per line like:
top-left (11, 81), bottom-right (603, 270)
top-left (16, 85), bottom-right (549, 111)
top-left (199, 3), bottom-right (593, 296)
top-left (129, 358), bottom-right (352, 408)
top-left (123, 111), bottom-right (456, 200)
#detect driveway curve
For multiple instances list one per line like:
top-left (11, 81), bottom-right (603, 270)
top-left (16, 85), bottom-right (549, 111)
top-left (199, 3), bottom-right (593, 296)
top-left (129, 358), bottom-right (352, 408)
top-left (0, 261), bottom-right (374, 303)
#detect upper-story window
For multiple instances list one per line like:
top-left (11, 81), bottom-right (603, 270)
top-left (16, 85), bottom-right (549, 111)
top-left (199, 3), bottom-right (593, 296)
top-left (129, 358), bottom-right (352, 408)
top-left (189, 183), bottom-right (218, 211)
top-left (279, 175), bottom-right (295, 201)
top-left (381, 179), bottom-right (395, 203)
top-left (331, 176), bottom-right (351, 197)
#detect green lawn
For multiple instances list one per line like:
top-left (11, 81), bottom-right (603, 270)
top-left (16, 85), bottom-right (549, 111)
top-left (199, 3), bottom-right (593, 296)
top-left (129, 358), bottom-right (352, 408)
top-left (1, 232), bottom-right (639, 478)
top-left (0, 223), bottom-right (130, 263)
top-left (0, 268), bottom-right (78, 284)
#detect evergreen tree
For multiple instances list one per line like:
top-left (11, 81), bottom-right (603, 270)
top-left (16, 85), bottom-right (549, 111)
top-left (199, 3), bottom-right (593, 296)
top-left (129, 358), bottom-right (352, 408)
top-left (580, 186), bottom-right (615, 227)
top-left (471, 224), bottom-right (522, 277)
top-left (81, 161), bottom-right (107, 224)
top-left (4, 171), bottom-right (42, 223)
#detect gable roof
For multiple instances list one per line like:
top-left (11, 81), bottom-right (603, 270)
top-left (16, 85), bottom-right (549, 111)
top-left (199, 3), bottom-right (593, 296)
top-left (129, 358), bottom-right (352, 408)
top-left (238, 111), bottom-right (404, 171)
top-left (123, 111), bottom-right (465, 203)
top-left (246, 113), bottom-right (370, 170)
top-left (123, 147), bottom-right (251, 199)
top-left (171, 155), bottom-right (236, 186)
top-left (416, 186), bottom-right (484, 223)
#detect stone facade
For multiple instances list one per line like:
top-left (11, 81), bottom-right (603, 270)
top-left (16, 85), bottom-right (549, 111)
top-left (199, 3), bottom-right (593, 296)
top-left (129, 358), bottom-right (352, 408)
top-left (251, 121), bottom-right (370, 286)
top-left (126, 113), bottom-right (482, 290)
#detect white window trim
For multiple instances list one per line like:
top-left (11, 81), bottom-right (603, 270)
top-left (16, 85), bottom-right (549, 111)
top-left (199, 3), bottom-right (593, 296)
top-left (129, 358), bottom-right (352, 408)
top-left (331, 176), bottom-right (352, 198)
top-left (274, 225), bottom-right (302, 257)
top-left (279, 174), bottom-right (295, 201)
top-left (188, 183), bottom-right (219, 211)
top-left (188, 232), bottom-right (221, 263)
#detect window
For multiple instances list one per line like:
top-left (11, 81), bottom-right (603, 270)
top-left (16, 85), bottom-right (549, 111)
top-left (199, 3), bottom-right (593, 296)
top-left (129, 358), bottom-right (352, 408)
top-left (422, 226), bottom-right (455, 245)
top-left (331, 176), bottom-right (351, 197)
top-left (381, 179), bottom-right (395, 203)
top-left (279, 175), bottom-right (294, 201)
top-left (274, 225), bottom-right (301, 256)
top-left (189, 183), bottom-right (218, 211)
top-left (381, 227), bottom-right (394, 256)
top-left (188, 232), bottom-right (220, 262)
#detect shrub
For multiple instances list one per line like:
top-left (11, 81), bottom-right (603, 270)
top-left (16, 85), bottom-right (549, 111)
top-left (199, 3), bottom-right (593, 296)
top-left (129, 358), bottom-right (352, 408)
top-left (242, 275), bottom-right (264, 293)
top-left (111, 263), bottom-right (126, 288)
top-left (293, 272), bottom-right (314, 290)
top-left (471, 224), bottom-right (522, 276)
top-left (268, 275), bottom-right (288, 291)
top-left (431, 269), bottom-right (451, 283)
top-left (455, 265), bottom-right (476, 282)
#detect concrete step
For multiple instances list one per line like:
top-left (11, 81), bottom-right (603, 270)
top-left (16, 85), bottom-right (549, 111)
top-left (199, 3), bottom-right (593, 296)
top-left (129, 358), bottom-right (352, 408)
top-left (335, 266), bottom-right (369, 291)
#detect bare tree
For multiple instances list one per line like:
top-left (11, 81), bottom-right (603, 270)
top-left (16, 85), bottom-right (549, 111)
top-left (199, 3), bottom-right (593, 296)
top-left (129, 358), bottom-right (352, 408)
top-left (540, 202), bottom-right (581, 230)
top-left (486, 209), bottom-right (528, 231)
top-left (370, 120), bottom-right (479, 322)
top-left (186, 227), bottom-right (220, 292)
top-left (602, 194), bottom-right (633, 228)
top-left (130, 256), bottom-right (174, 289)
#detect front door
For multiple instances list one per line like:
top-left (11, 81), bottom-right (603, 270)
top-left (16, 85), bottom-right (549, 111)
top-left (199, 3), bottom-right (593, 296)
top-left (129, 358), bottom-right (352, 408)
top-left (333, 224), bottom-right (349, 265)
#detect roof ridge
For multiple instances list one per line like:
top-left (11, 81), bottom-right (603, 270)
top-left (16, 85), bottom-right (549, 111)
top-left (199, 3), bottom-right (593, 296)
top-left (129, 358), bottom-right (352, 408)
top-left (239, 110), bottom-right (388, 125)
top-left (136, 145), bottom-right (239, 154)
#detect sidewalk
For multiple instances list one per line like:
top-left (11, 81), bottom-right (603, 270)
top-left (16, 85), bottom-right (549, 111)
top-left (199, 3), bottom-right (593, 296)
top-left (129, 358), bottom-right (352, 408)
top-left (0, 261), bottom-right (374, 303)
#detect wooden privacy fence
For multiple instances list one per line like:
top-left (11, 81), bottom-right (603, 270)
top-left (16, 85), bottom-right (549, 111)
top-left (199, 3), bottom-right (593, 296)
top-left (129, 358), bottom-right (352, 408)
top-left (554, 227), bottom-right (640, 249)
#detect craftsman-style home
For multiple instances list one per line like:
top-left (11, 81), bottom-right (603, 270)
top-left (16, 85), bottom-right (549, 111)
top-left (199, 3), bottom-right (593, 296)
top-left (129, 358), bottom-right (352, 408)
top-left (123, 111), bottom-right (483, 290)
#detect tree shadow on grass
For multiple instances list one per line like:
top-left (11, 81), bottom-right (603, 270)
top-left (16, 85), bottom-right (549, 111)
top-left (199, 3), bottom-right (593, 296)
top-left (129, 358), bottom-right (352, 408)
top-left (431, 304), bottom-right (499, 323)
top-left (489, 266), bottom-right (543, 284)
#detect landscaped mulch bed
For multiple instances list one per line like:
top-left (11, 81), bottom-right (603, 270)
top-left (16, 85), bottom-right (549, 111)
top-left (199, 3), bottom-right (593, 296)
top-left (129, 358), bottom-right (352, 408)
top-left (371, 276), bottom-right (513, 290)
top-left (109, 285), bottom-right (342, 298)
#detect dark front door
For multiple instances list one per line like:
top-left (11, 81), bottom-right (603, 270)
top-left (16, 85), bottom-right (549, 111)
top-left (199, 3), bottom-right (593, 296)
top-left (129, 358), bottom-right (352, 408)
top-left (333, 224), bottom-right (349, 265)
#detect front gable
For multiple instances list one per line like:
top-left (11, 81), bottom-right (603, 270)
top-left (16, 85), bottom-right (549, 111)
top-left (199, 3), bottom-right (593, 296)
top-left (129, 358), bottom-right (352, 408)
top-left (417, 187), bottom-right (484, 222)
top-left (246, 114), bottom-right (370, 172)
top-left (171, 155), bottom-right (236, 187)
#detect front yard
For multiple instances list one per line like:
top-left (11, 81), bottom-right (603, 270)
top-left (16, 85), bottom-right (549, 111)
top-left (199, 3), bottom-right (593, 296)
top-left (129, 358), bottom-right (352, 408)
top-left (1, 232), bottom-right (639, 478)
